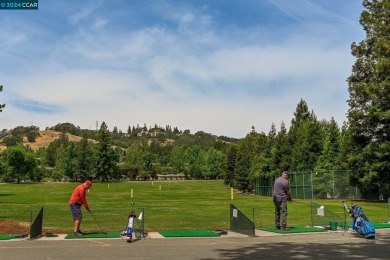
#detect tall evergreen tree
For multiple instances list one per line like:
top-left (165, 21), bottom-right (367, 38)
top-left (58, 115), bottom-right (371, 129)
top-left (62, 142), bottom-right (79, 181)
top-left (274, 122), bottom-right (291, 174)
top-left (289, 100), bottom-right (323, 172)
top-left (45, 132), bottom-right (69, 167)
top-left (234, 132), bottom-right (257, 192)
top-left (96, 122), bottom-right (112, 182)
top-left (347, 0), bottom-right (390, 198)
top-left (224, 145), bottom-right (237, 187)
top-left (316, 117), bottom-right (341, 170)
top-left (77, 135), bottom-right (95, 181)
top-left (314, 118), bottom-right (342, 198)
top-left (336, 122), bottom-right (353, 170)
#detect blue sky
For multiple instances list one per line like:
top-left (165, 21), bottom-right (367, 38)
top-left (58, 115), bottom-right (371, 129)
top-left (0, 0), bottom-right (365, 138)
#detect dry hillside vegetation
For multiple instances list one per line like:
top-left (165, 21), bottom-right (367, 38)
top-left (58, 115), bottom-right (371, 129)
top-left (0, 130), bottom-right (91, 152)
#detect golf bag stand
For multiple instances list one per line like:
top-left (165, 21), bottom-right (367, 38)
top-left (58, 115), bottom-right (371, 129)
top-left (342, 201), bottom-right (375, 239)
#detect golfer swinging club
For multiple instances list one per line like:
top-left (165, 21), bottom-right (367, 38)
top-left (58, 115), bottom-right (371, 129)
top-left (273, 171), bottom-right (292, 230)
top-left (69, 180), bottom-right (92, 236)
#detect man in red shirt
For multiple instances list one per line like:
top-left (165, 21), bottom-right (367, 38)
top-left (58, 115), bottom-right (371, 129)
top-left (69, 180), bottom-right (92, 236)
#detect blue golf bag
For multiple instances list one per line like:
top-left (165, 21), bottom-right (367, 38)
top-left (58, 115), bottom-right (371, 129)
top-left (348, 204), bottom-right (375, 239)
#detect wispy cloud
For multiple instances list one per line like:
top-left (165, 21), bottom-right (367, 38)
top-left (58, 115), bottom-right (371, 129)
top-left (0, 0), bottom-right (365, 137)
top-left (11, 99), bottom-right (64, 114)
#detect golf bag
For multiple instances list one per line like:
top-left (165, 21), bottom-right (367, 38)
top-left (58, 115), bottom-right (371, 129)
top-left (343, 202), bottom-right (375, 239)
top-left (126, 210), bottom-right (136, 242)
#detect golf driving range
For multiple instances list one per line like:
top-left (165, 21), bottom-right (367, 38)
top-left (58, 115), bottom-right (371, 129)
top-left (1, 180), bottom-right (390, 240)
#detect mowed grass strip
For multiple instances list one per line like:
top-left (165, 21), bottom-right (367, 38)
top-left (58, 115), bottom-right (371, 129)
top-left (0, 180), bottom-right (388, 233)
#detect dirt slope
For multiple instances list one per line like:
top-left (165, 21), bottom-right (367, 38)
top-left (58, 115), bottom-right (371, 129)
top-left (0, 130), bottom-right (87, 152)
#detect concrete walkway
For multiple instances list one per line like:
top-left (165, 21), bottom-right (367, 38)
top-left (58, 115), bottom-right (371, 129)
top-left (1, 229), bottom-right (390, 259)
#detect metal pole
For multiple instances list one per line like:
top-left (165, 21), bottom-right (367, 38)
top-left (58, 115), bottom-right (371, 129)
top-left (388, 198), bottom-right (390, 223)
top-left (253, 208), bottom-right (255, 229)
top-left (141, 207), bottom-right (145, 238)
top-left (332, 170), bottom-right (335, 199)
top-left (311, 171), bottom-right (314, 201)
top-left (303, 172), bottom-right (305, 200)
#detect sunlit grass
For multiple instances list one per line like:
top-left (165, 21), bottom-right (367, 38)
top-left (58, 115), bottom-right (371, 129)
top-left (0, 180), bottom-right (388, 233)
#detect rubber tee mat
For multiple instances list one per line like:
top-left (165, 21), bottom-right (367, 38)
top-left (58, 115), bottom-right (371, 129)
top-left (0, 234), bottom-right (18, 240)
top-left (0, 234), bottom-right (28, 240)
top-left (259, 226), bottom-right (327, 234)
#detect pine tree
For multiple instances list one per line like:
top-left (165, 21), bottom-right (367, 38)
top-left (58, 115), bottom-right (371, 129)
top-left (96, 122), bottom-right (112, 182)
top-left (234, 132), bottom-right (258, 192)
top-left (316, 117), bottom-right (341, 170)
top-left (272, 122), bottom-right (291, 175)
top-left (224, 145), bottom-right (237, 187)
top-left (347, 0), bottom-right (390, 198)
top-left (77, 134), bottom-right (95, 181)
top-left (289, 100), bottom-right (323, 172)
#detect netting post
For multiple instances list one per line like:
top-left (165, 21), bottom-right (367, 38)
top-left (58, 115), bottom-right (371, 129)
top-left (310, 171), bottom-right (314, 201)
top-left (253, 208), bottom-right (255, 228)
top-left (303, 173), bottom-right (305, 200)
top-left (332, 170), bottom-right (335, 199)
top-left (388, 198), bottom-right (390, 223)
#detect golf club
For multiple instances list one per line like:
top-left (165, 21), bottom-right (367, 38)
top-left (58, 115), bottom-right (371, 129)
top-left (89, 210), bottom-right (107, 234)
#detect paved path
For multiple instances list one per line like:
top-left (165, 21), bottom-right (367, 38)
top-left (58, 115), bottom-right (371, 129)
top-left (1, 229), bottom-right (390, 259)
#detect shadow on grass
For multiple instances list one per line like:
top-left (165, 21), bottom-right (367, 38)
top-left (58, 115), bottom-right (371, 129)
top-left (0, 193), bottom-right (15, 197)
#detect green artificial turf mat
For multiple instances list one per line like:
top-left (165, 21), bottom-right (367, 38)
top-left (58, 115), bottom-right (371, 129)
top-left (65, 232), bottom-right (121, 239)
top-left (0, 234), bottom-right (17, 240)
top-left (159, 230), bottom-right (221, 237)
top-left (372, 222), bottom-right (390, 229)
top-left (0, 233), bottom-right (27, 240)
top-left (259, 226), bottom-right (327, 234)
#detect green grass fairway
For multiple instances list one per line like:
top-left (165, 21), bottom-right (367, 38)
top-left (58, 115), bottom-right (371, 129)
top-left (0, 181), bottom-right (389, 233)
top-left (159, 230), bottom-right (220, 237)
top-left (259, 226), bottom-right (327, 234)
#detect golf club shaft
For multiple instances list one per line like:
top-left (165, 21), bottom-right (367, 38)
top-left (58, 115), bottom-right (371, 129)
top-left (89, 210), bottom-right (105, 233)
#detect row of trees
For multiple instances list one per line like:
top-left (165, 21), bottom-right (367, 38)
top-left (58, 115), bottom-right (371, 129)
top-left (0, 121), bottom-right (227, 183)
top-left (0, 95), bottom-right (387, 198)
top-left (0, 99), bottom-right (352, 186)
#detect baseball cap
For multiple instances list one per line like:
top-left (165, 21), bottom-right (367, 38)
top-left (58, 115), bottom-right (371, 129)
top-left (85, 180), bottom-right (92, 187)
top-left (283, 171), bottom-right (290, 177)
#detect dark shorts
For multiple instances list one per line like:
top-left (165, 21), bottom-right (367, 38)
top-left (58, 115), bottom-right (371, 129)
top-left (70, 203), bottom-right (82, 221)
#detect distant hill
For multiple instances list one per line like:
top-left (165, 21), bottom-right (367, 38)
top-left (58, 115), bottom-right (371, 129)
top-left (0, 130), bottom-right (87, 152)
top-left (0, 123), bottom-right (240, 153)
